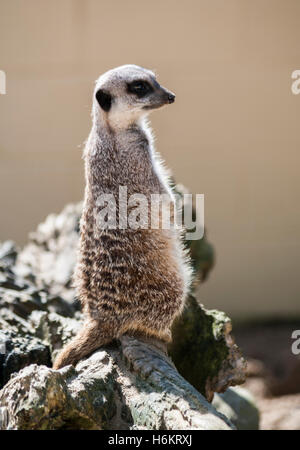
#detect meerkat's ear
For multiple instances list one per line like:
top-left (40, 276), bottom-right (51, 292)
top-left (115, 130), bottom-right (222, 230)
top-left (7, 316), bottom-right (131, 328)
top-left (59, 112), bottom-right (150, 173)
top-left (96, 89), bottom-right (112, 112)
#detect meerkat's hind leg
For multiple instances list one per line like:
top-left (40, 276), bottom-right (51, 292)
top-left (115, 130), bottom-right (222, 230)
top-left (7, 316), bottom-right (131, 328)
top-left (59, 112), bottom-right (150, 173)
top-left (124, 326), bottom-right (172, 346)
top-left (53, 320), bottom-right (115, 370)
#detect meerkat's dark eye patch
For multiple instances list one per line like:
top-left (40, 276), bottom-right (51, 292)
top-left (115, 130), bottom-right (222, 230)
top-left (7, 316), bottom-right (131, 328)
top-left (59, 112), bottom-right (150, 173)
top-left (96, 89), bottom-right (112, 112)
top-left (127, 80), bottom-right (153, 98)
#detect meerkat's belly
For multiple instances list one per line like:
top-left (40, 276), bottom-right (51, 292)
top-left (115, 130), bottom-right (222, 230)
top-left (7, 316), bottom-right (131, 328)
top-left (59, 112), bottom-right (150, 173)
top-left (75, 227), bottom-right (186, 330)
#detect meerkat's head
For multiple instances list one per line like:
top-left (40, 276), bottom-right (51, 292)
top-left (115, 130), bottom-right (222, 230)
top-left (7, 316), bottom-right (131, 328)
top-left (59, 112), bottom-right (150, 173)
top-left (93, 65), bottom-right (175, 129)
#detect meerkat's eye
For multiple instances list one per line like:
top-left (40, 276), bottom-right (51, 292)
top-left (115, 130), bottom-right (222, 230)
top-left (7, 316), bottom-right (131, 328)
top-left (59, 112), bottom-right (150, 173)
top-left (127, 80), bottom-right (153, 98)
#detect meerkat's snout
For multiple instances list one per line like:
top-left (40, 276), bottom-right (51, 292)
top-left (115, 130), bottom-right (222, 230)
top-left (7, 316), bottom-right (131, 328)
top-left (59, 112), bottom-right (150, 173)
top-left (141, 85), bottom-right (176, 111)
top-left (157, 86), bottom-right (175, 105)
top-left (167, 92), bottom-right (175, 103)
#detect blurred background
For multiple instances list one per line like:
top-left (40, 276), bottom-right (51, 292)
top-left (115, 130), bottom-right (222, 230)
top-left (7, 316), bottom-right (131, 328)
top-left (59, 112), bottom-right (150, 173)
top-left (0, 0), bottom-right (299, 319)
top-left (0, 0), bottom-right (300, 430)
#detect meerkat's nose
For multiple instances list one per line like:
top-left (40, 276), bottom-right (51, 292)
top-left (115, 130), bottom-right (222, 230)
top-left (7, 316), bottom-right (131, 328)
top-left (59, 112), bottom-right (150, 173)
top-left (167, 93), bottom-right (175, 103)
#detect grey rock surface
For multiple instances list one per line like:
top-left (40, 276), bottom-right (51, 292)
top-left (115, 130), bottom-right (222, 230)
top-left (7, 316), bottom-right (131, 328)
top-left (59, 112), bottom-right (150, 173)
top-left (0, 329), bottom-right (51, 389)
top-left (0, 202), bottom-right (248, 430)
top-left (213, 386), bottom-right (260, 430)
top-left (0, 338), bottom-right (234, 430)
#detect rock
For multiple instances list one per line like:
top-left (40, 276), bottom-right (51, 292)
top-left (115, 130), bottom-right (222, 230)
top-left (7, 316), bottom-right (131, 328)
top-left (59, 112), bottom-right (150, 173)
top-left (44, 295), bottom-right (76, 318)
top-left (173, 183), bottom-right (215, 283)
top-left (0, 337), bottom-right (235, 430)
top-left (15, 203), bottom-right (82, 303)
top-left (0, 287), bottom-right (46, 318)
top-left (0, 271), bottom-right (29, 291)
top-left (0, 330), bottom-right (51, 389)
top-left (169, 295), bottom-right (246, 401)
top-left (0, 200), bottom-right (247, 430)
top-left (0, 283), bottom-right (75, 321)
top-left (0, 241), bottom-right (18, 270)
top-left (188, 230), bottom-right (215, 283)
top-left (213, 386), bottom-right (260, 430)
top-left (29, 311), bottom-right (82, 362)
top-left (0, 308), bottom-right (34, 335)
top-left (118, 336), bottom-right (234, 430)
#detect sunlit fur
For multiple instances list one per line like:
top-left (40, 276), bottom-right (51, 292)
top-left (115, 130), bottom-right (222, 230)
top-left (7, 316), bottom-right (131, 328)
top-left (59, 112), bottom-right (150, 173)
top-left (53, 65), bottom-right (192, 369)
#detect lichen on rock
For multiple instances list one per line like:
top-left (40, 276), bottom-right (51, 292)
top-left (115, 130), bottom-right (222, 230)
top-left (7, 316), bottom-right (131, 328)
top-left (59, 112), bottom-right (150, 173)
top-left (170, 296), bottom-right (246, 401)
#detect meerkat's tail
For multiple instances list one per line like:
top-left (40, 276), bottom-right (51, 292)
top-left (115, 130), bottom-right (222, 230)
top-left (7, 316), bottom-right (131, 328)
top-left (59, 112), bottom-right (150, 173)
top-left (53, 320), bottom-right (114, 370)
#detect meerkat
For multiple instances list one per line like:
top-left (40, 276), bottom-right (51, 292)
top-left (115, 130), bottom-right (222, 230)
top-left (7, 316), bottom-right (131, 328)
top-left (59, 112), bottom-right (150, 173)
top-left (53, 65), bottom-right (192, 369)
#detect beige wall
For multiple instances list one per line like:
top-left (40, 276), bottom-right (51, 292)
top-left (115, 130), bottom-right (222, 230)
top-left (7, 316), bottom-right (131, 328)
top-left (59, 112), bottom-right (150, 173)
top-left (0, 0), bottom-right (300, 318)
